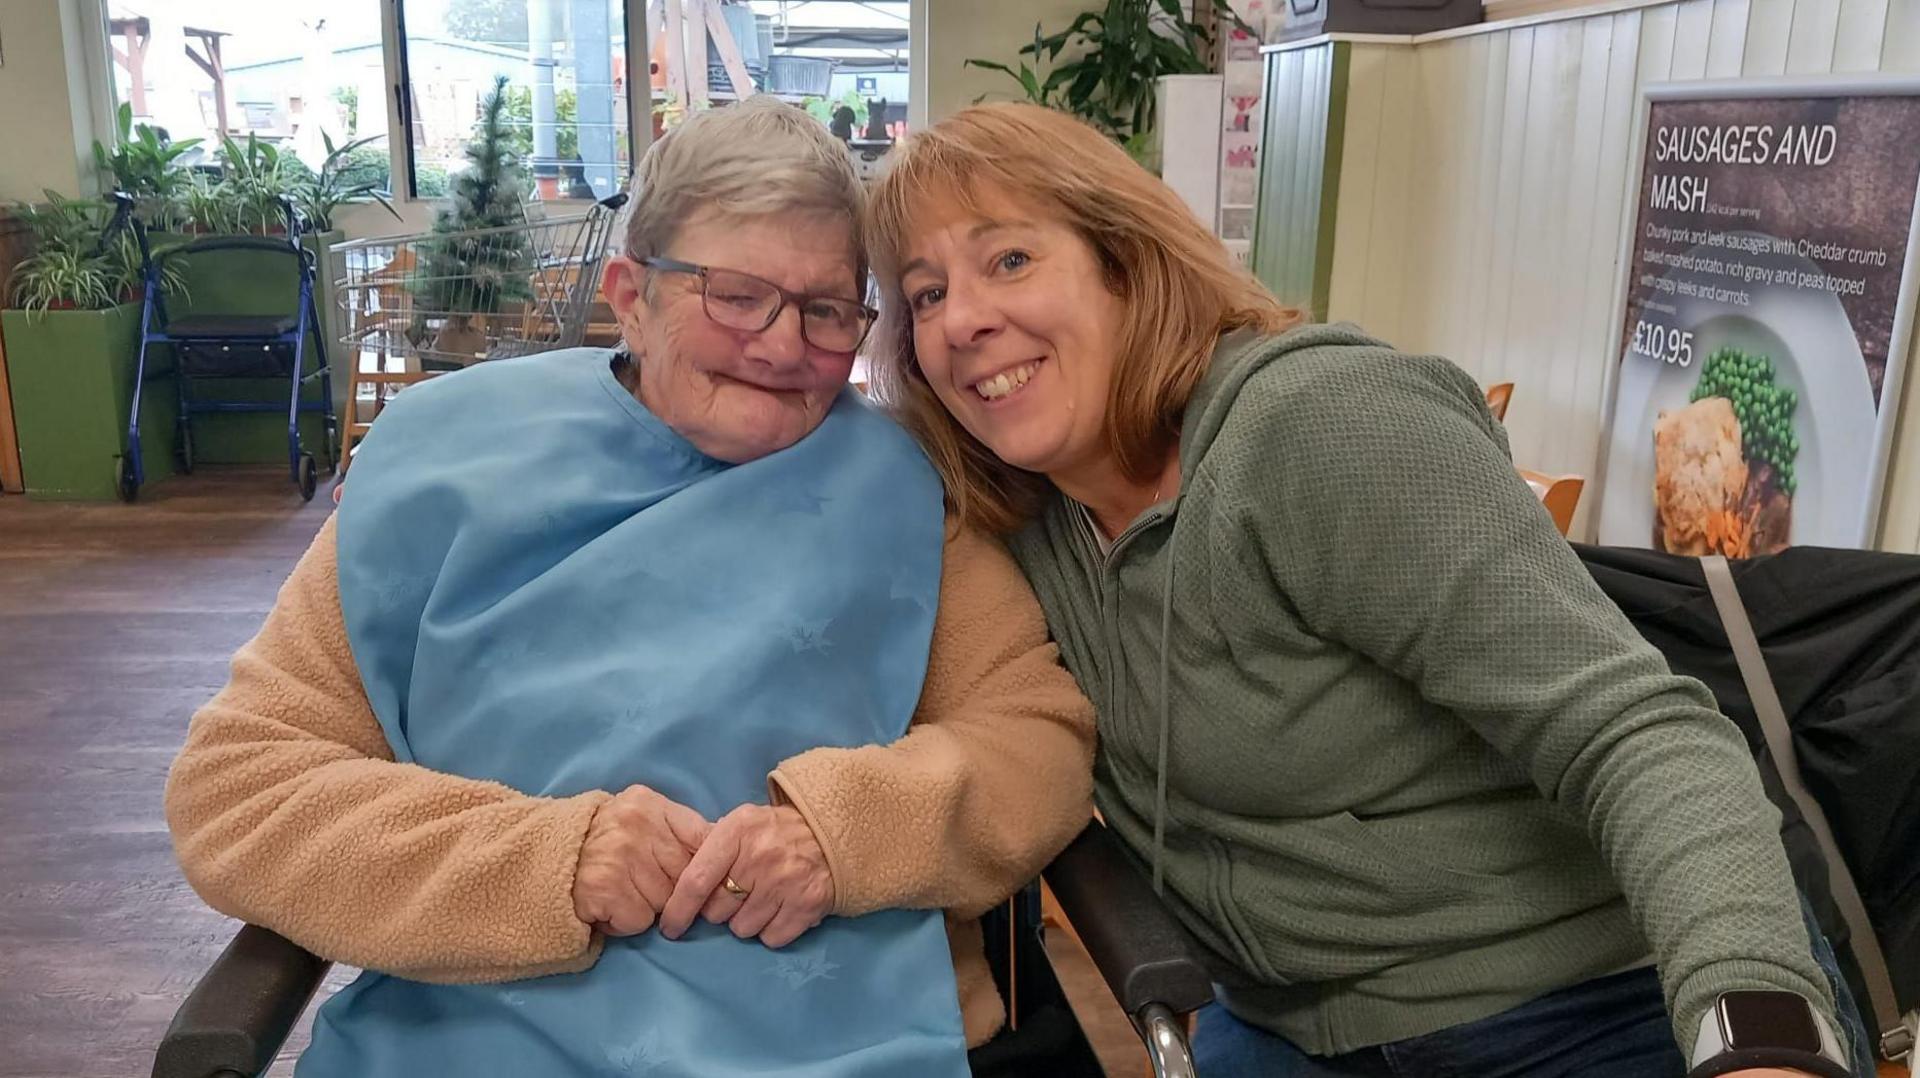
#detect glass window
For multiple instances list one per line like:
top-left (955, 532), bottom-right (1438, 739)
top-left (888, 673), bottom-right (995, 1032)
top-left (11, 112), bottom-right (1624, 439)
top-left (639, 3), bottom-right (910, 146)
top-left (747, 0), bottom-right (909, 140)
top-left (397, 0), bottom-right (631, 202)
top-left (106, 1), bottom-right (393, 187)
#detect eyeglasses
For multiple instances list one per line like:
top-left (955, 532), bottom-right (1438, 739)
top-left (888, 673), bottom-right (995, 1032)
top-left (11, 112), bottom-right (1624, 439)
top-left (640, 256), bottom-right (878, 355)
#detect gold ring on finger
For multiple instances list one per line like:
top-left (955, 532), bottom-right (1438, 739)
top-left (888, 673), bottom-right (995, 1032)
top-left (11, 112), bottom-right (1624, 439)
top-left (722, 876), bottom-right (750, 898)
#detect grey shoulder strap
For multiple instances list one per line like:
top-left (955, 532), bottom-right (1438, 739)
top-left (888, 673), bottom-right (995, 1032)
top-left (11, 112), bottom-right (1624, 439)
top-left (1700, 554), bottom-right (1903, 1047)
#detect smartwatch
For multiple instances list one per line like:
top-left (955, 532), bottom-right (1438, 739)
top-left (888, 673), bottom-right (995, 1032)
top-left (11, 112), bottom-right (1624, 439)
top-left (1686, 990), bottom-right (1852, 1078)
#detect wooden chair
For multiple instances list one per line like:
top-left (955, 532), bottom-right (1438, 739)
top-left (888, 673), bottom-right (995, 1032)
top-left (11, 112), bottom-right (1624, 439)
top-left (1485, 382), bottom-right (1514, 422)
top-left (1519, 468), bottom-right (1584, 536)
top-left (338, 248), bottom-right (444, 475)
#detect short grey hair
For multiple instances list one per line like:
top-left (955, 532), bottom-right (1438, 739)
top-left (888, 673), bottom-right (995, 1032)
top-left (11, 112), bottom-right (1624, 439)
top-left (621, 95), bottom-right (867, 285)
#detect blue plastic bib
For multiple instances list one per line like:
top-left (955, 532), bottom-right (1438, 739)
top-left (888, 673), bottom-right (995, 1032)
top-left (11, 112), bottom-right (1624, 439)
top-left (307, 349), bottom-right (966, 1078)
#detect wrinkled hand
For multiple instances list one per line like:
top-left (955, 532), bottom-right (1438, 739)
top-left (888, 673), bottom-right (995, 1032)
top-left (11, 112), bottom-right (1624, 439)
top-left (572, 784), bottom-right (712, 936)
top-left (659, 803), bottom-right (831, 948)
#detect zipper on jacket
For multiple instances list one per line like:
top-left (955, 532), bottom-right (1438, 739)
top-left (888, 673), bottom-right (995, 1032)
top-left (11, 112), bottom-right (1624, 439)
top-left (1073, 502), bottom-right (1173, 806)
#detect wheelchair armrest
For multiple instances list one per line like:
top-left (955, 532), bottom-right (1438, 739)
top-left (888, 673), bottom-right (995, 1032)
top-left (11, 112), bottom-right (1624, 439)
top-left (1041, 820), bottom-right (1215, 1019)
top-left (152, 925), bottom-right (331, 1078)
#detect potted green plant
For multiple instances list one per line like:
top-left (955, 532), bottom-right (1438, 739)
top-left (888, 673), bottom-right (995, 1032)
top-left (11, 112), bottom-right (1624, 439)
top-left (296, 131), bottom-right (401, 233)
top-left (1, 193), bottom-right (178, 499)
top-left (92, 102), bottom-right (201, 231)
top-left (966, 0), bottom-right (1244, 164)
top-left (10, 244), bottom-right (119, 315)
top-left (195, 134), bottom-right (301, 235)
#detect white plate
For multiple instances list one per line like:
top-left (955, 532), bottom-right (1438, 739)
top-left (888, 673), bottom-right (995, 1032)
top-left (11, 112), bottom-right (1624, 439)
top-left (1597, 233), bottom-right (1878, 549)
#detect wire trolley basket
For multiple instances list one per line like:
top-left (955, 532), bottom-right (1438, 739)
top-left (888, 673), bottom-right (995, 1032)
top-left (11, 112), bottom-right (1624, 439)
top-left (332, 192), bottom-right (627, 371)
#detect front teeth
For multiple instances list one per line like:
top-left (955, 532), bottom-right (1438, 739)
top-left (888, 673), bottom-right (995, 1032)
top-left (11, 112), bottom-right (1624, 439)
top-left (975, 361), bottom-right (1038, 401)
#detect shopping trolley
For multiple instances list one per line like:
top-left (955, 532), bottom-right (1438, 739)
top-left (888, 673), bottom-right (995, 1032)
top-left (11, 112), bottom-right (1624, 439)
top-left (331, 192), bottom-right (626, 471)
top-left (119, 193), bottom-right (337, 502)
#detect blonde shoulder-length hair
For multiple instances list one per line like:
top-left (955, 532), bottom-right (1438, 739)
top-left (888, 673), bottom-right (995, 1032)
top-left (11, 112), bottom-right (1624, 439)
top-left (866, 102), bottom-right (1303, 535)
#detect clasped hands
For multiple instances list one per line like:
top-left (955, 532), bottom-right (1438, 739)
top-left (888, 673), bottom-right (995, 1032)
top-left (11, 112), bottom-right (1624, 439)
top-left (570, 784), bottom-right (833, 949)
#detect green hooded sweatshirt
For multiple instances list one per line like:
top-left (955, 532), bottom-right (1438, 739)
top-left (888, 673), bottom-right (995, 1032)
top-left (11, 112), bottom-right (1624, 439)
top-left (1006, 324), bottom-right (1837, 1055)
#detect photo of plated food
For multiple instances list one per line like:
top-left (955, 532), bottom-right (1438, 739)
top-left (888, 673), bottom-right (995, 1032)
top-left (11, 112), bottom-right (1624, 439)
top-left (1598, 234), bottom-right (1879, 556)
top-left (1652, 347), bottom-right (1799, 557)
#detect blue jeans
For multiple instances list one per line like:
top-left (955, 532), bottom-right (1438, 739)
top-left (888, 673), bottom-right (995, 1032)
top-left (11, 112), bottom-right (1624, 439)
top-left (1194, 899), bottom-right (1877, 1077)
top-left (1195, 966), bottom-right (1687, 1078)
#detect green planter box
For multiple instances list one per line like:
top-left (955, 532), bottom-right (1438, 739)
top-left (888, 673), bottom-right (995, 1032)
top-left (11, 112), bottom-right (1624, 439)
top-left (0, 303), bottom-right (176, 500)
top-left (147, 230), bottom-right (342, 466)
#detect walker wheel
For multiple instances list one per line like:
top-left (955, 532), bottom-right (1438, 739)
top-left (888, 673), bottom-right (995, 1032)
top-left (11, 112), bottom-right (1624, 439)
top-left (297, 453), bottom-right (318, 502)
top-left (116, 456), bottom-right (139, 503)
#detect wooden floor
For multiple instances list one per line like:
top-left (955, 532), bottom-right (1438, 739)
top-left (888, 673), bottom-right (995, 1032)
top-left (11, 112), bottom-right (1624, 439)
top-left (0, 471), bottom-right (346, 1078)
top-left (0, 469), bottom-right (1147, 1078)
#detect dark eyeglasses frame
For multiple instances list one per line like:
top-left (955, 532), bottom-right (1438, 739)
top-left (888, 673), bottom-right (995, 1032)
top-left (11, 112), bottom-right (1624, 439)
top-left (639, 256), bottom-right (878, 354)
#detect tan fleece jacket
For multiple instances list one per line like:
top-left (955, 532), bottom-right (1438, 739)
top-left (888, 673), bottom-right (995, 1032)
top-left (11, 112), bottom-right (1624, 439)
top-left (165, 513), bottom-right (1094, 1047)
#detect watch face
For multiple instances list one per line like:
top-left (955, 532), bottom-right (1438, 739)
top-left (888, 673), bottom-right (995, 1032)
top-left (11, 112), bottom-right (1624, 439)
top-left (1719, 990), bottom-right (1823, 1053)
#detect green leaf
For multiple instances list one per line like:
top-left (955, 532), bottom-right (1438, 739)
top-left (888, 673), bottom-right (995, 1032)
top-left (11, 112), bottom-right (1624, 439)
top-left (1018, 63), bottom-right (1041, 100)
top-left (1030, 11), bottom-right (1102, 58)
top-left (1042, 64), bottom-right (1080, 96)
top-left (1066, 64), bottom-right (1103, 109)
top-left (365, 188), bottom-right (402, 221)
top-left (964, 58), bottom-right (1019, 75)
top-left (324, 133), bottom-right (385, 170)
top-left (1150, 32), bottom-right (1206, 72)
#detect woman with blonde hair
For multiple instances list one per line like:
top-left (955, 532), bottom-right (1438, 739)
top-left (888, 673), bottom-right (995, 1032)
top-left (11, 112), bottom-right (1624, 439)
top-left (866, 102), bottom-right (1872, 1078)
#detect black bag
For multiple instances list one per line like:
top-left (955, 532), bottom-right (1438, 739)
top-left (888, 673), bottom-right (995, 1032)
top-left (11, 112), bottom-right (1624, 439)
top-left (1576, 544), bottom-right (1920, 1045)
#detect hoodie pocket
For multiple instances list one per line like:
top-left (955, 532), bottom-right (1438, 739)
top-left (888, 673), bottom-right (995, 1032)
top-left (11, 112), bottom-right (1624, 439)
top-left (1220, 811), bottom-right (1554, 982)
top-left (1199, 833), bottom-right (1290, 986)
top-left (1322, 811), bottom-right (1536, 900)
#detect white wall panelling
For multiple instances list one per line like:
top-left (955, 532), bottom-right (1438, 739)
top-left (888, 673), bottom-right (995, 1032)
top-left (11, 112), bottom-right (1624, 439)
top-left (1285, 0), bottom-right (1920, 548)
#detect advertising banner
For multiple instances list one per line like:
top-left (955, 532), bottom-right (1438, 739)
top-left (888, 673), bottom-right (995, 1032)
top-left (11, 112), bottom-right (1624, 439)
top-left (1596, 83), bottom-right (1920, 555)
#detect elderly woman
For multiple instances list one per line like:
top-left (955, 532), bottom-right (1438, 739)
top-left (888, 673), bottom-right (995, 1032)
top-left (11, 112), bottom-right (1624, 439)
top-left (163, 97), bottom-right (1094, 1077)
top-left (864, 102), bottom-right (1873, 1078)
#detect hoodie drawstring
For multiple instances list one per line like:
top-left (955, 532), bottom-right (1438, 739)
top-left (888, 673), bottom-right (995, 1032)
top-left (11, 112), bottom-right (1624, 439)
top-left (1152, 549), bottom-right (1175, 894)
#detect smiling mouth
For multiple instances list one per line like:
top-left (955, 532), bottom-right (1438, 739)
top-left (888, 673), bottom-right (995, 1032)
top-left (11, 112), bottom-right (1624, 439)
top-left (972, 359), bottom-right (1043, 402)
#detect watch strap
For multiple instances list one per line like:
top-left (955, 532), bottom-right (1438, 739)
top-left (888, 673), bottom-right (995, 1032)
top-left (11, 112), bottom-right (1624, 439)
top-left (1686, 1046), bottom-right (1851, 1078)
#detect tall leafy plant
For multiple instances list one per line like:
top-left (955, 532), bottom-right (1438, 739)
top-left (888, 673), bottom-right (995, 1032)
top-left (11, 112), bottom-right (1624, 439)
top-left (210, 134), bottom-right (301, 234)
top-left (297, 131), bottom-right (401, 232)
top-left (966, 0), bottom-right (1245, 155)
top-left (91, 101), bottom-right (201, 230)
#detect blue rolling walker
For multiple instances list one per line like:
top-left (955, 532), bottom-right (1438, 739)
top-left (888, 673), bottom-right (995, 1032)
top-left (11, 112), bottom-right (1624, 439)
top-left (117, 192), bottom-right (337, 502)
